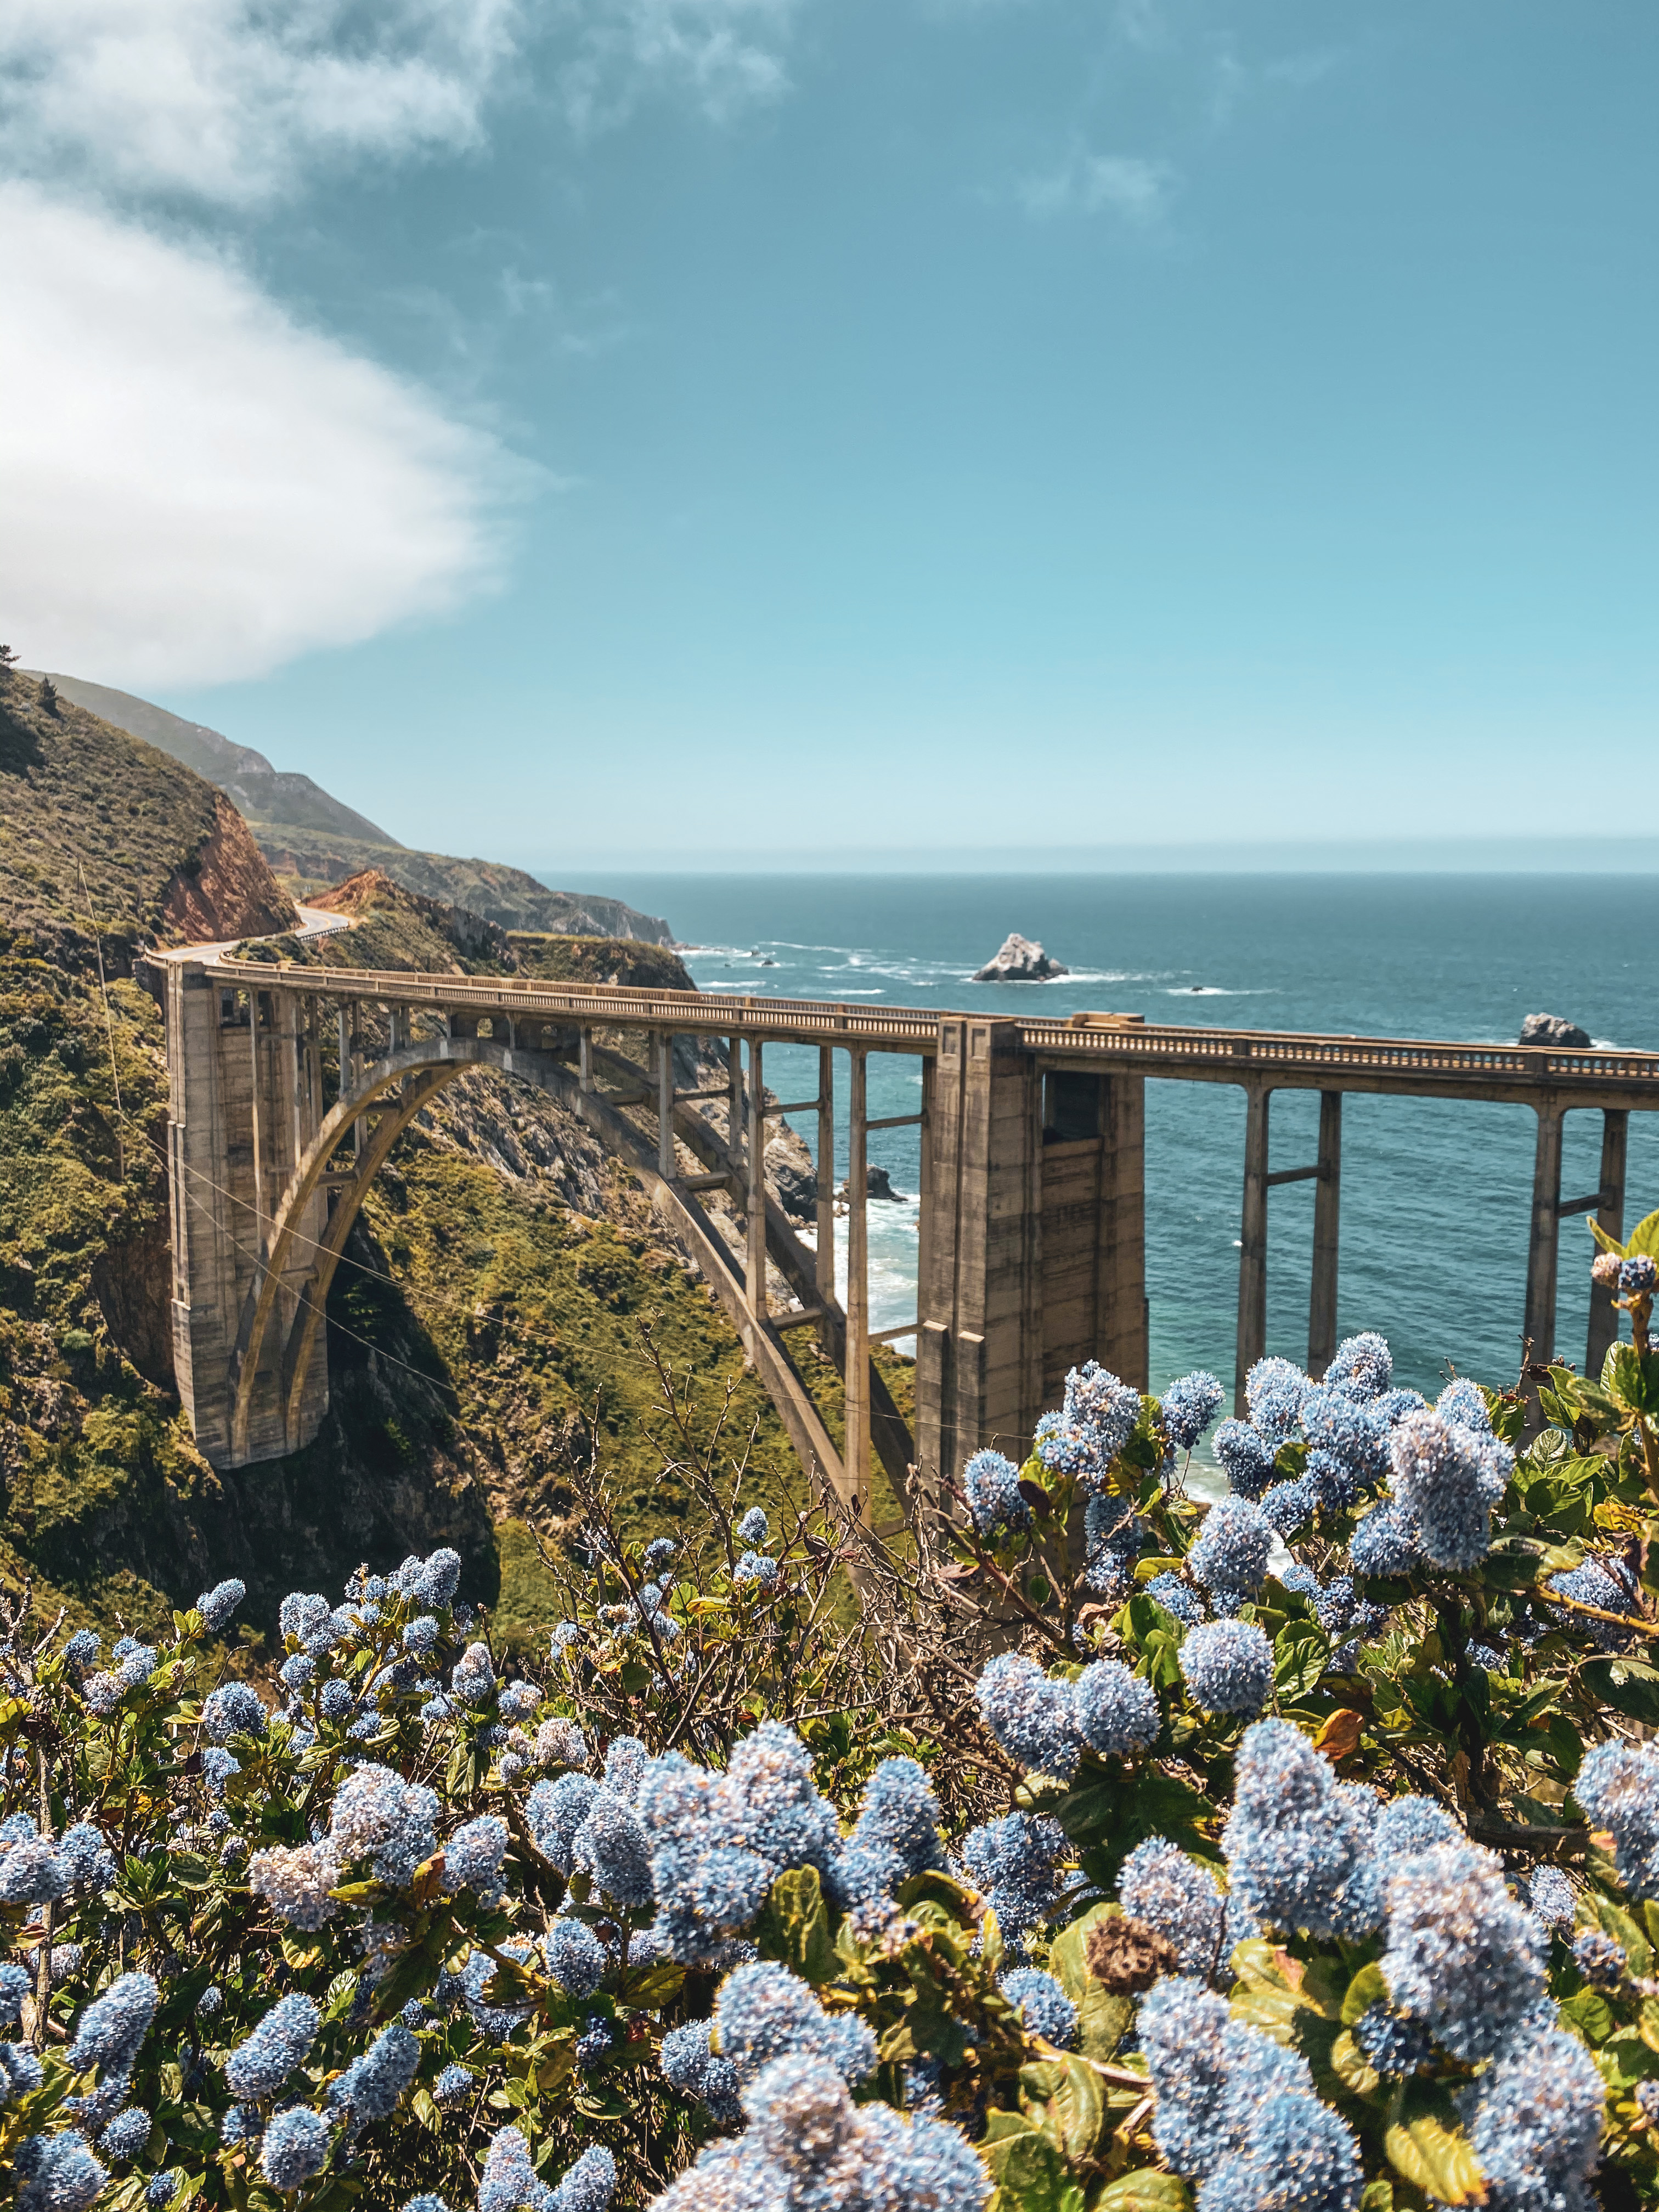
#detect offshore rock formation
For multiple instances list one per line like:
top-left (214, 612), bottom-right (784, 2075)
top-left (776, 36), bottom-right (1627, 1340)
top-left (1519, 1012), bottom-right (1592, 1049)
top-left (974, 933), bottom-right (1069, 983)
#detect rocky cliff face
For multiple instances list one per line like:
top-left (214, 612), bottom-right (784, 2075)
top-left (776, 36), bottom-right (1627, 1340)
top-left (160, 792), bottom-right (297, 944)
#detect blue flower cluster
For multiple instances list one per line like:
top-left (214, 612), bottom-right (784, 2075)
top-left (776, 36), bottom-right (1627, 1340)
top-left (1379, 1842), bottom-right (1546, 2062)
top-left (1000, 1968), bottom-right (1077, 2049)
top-left (1465, 2026), bottom-right (1607, 2211)
top-left (480, 2128), bottom-right (617, 2212)
top-left (1186, 1497), bottom-right (1271, 1603)
top-left (961, 1450), bottom-right (1030, 1537)
top-left (1177, 1620), bottom-right (1274, 1716)
top-left (828, 1757), bottom-right (945, 1918)
top-left (957, 1813), bottom-right (1069, 1946)
top-left (1139, 1977), bottom-right (1362, 2209)
top-left (1576, 1740), bottom-right (1659, 1900)
top-left (975, 1652), bottom-right (1158, 1779)
top-left (650, 2048), bottom-right (989, 2212)
top-left (1034, 1361), bottom-right (1142, 1484)
top-left (1548, 1553), bottom-right (1643, 1651)
top-left (1158, 1370), bottom-right (1225, 1453)
top-left (224, 1994), bottom-right (320, 2100)
top-left (1118, 1839), bottom-right (1251, 1982)
top-left (1223, 1720), bottom-right (1381, 1939)
top-left (1387, 1411), bottom-right (1497, 1572)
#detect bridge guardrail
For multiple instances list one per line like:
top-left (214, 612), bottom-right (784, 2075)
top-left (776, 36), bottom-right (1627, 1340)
top-left (196, 956), bottom-right (1659, 1095)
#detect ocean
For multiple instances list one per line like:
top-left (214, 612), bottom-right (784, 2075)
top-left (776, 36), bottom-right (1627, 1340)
top-left (552, 872), bottom-right (1659, 1406)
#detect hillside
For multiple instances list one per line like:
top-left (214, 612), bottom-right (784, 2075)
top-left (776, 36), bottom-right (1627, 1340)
top-left (0, 669), bottom-right (296, 965)
top-left (44, 672), bottom-right (674, 945)
top-left (35, 672), bottom-right (400, 847)
top-left (253, 825), bottom-right (674, 943)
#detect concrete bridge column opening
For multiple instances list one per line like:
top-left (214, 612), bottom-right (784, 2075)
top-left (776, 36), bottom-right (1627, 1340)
top-left (1527, 1101), bottom-right (1629, 1378)
top-left (1585, 1110), bottom-right (1629, 1378)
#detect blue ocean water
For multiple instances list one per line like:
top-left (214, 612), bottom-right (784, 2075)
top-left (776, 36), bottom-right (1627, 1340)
top-left (571, 873), bottom-right (1659, 1402)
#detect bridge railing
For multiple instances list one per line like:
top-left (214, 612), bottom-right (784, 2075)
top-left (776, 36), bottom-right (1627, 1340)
top-left (1016, 1017), bottom-right (1659, 1087)
top-left (200, 958), bottom-right (941, 1048)
top-left (202, 955), bottom-right (1659, 1090)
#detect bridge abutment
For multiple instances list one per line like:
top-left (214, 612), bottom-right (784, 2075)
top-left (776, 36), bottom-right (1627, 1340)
top-left (916, 1022), bottom-right (1149, 1476)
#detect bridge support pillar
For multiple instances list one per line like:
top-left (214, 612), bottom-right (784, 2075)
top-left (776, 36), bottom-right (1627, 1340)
top-left (657, 1032), bottom-right (676, 1178)
top-left (1524, 1102), bottom-right (1565, 1367)
top-left (1234, 1082), bottom-right (1272, 1415)
top-left (1587, 1109), bottom-right (1628, 1380)
top-left (917, 1023), bottom-right (1034, 1477)
top-left (816, 1047), bottom-right (836, 1356)
top-left (845, 1048), bottom-right (871, 1513)
top-left (164, 962), bottom-right (329, 1466)
top-left (1308, 1091), bottom-right (1342, 1378)
top-left (917, 1028), bottom-right (1149, 1481)
top-left (746, 1040), bottom-right (766, 1319)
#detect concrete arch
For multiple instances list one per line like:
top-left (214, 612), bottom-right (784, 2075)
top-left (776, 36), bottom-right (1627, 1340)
top-left (225, 1033), bottom-right (888, 1516)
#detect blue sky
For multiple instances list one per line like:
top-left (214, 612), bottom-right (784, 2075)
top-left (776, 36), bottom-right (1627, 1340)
top-left (4, 2), bottom-right (1654, 866)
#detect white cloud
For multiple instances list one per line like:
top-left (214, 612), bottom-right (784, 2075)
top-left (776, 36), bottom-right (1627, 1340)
top-left (554, 0), bottom-right (802, 133)
top-left (0, 0), bottom-right (801, 206)
top-left (1016, 150), bottom-right (1173, 224)
top-left (0, 0), bottom-right (522, 208)
top-left (0, 184), bottom-right (522, 686)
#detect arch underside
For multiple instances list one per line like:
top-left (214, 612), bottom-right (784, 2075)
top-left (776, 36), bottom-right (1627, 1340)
top-left (228, 1035), bottom-right (914, 1520)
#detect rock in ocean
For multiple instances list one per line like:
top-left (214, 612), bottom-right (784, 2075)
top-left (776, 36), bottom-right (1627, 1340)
top-left (973, 933), bottom-right (1069, 983)
top-left (1519, 1012), bottom-right (1592, 1048)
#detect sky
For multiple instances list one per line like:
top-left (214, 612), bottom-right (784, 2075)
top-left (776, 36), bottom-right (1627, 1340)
top-left (2, 1), bottom-right (1654, 869)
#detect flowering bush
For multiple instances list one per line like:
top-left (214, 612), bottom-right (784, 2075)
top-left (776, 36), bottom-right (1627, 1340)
top-left (5, 1226), bottom-right (1659, 2209)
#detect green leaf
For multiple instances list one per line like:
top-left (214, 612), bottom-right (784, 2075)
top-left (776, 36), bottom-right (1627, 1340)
top-left (1560, 1987), bottom-right (1615, 2043)
top-left (980, 2121), bottom-right (1077, 2210)
top-left (1092, 2175), bottom-right (1193, 2211)
top-left (1606, 1343), bottom-right (1659, 1418)
top-left (755, 1866), bottom-right (837, 1985)
top-left (1341, 1961), bottom-right (1389, 2028)
top-left (1273, 1620), bottom-right (1330, 1702)
top-left (1582, 1656), bottom-right (1659, 1728)
top-left (1359, 2185), bottom-right (1396, 2212)
top-left (1383, 2084), bottom-right (1487, 2205)
top-left (1045, 2054), bottom-right (1105, 2162)
top-left (1623, 1209), bottom-right (1659, 1261)
top-left (1329, 2028), bottom-right (1381, 2098)
top-left (980, 1904), bottom-right (1005, 1979)
top-left (1049, 1904), bottom-right (1110, 2004)
top-left (1592, 1895), bottom-right (1654, 1978)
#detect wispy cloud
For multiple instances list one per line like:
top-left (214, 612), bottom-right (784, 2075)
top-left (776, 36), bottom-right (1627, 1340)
top-left (0, 0), bottom-right (524, 209)
top-left (554, 0), bottom-right (802, 134)
top-left (1015, 149), bottom-right (1175, 224)
top-left (0, 184), bottom-right (528, 686)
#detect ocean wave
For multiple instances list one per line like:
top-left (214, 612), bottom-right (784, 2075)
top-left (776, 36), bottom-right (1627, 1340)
top-left (1164, 985), bottom-right (1280, 997)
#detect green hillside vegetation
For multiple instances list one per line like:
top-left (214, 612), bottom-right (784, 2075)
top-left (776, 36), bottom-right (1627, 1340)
top-left (0, 706), bottom-right (907, 1657)
top-left (1, 669), bottom-right (229, 967)
top-left (35, 671), bottom-right (399, 845)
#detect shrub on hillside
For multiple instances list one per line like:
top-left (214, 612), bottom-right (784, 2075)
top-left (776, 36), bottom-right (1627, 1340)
top-left (3, 1227), bottom-right (1659, 2208)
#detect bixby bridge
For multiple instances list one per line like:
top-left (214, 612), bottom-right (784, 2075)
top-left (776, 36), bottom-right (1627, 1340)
top-left (155, 953), bottom-right (1659, 1511)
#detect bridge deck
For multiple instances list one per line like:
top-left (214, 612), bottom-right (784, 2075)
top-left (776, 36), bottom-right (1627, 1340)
top-left (202, 956), bottom-right (1659, 1109)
